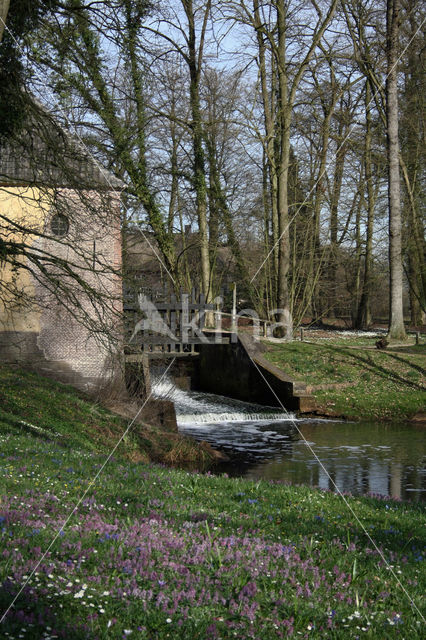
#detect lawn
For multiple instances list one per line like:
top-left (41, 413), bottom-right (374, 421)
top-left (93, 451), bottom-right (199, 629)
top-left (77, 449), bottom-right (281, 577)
top-left (0, 361), bottom-right (425, 639)
top-left (0, 364), bottom-right (211, 466)
top-left (264, 339), bottom-right (426, 421)
top-left (0, 427), bottom-right (425, 639)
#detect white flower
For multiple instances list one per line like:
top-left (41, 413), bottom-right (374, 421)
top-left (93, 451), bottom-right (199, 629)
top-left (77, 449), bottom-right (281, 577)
top-left (123, 631), bottom-right (133, 636)
top-left (166, 618), bottom-right (172, 624)
top-left (74, 590), bottom-right (85, 599)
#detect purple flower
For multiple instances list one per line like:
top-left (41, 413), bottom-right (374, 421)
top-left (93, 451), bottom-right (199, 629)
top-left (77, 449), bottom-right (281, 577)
top-left (240, 581), bottom-right (257, 598)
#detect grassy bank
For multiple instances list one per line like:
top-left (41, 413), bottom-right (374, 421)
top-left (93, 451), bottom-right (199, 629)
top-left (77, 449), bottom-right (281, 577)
top-left (0, 364), bottom-right (212, 467)
top-left (264, 336), bottom-right (425, 421)
top-left (0, 425), bottom-right (425, 639)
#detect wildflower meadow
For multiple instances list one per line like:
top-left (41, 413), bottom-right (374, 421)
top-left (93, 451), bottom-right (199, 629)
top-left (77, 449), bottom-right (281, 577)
top-left (0, 425), bottom-right (424, 639)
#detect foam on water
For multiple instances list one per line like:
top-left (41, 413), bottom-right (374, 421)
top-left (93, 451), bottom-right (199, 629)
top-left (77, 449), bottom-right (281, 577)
top-left (178, 411), bottom-right (296, 424)
top-left (152, 377), bottom-right (296, 425)
top-left (149, 376), bottom-right (424, 500)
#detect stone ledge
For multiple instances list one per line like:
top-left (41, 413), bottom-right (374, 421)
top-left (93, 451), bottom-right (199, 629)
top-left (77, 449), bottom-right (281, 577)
top-left (198, 331), bottom-right (316, 413)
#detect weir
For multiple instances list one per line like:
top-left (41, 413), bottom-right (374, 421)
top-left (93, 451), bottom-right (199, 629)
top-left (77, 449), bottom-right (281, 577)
top-left (153, 376), bottom-right (296, 425)
top-left (151, 376), bottom-right (300, 464)
top-left (124, 289), bottom-right (316, 414)
top-left (126, 331), bottom-right (316, 417)
top-left (197, 332), bottom-right (316, 413)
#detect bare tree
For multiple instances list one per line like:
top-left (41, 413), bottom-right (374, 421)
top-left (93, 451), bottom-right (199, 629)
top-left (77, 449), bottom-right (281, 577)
top-left (400, 0), bottom-right (426, 325)
top-left (228, 0), bottom-right (339, 337)
top-left (386, 0), bottom-right (406, 340)
top-left (0, 0), bottom-right (10, 42)
top-left (15, 0), bottom-right (421, 335)
top-left (29, 0), bottom-right (177, 283)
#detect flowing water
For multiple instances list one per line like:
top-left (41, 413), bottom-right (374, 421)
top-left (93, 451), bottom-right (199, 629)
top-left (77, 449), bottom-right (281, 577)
top-left (153, 379), bottom-right (425, 502)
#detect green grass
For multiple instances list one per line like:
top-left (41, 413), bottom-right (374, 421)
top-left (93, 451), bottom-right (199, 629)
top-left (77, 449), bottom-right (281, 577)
top-left (0, 364), bottom-right (212, 466)
top-left (264, 341), bottom-right (426, 420)
top-left (306, 335), bottom-right (383, 347)
top-left (296, 331), bottom-right (425, 348)
top-left (0, 426), bottom-right (425, 639)
top-left (0, 363), bottom-right (425, 638)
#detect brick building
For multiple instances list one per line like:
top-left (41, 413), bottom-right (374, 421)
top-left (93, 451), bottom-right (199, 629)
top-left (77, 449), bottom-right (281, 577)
top-left (0, 98), bottom-right (124, 392)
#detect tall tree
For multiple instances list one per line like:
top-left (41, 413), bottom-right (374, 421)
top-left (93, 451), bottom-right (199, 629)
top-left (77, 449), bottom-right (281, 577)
top-left (386, 0), bottom-right (406, 340)
top-left (32, 0), bottom-right (178, 283)
top-left (180, 0), bottom-right (213, 299)
top-left (400, 0), bottom-right (426, 325)
top-left (0, 0), bottom-right (10, 42)
top-left (236, 0), bottom-right (339, 337)
top-left (355, 80), bottom-right (378, 328)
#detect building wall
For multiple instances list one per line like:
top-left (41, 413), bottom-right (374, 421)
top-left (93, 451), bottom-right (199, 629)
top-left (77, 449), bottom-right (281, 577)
top-left (0, 185), bottom-right (123, 393)
top-left (0, 186), bottom-right (48, 337)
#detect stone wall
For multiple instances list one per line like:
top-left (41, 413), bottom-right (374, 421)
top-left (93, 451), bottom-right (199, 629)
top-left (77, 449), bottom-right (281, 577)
top-left (197, 333), bottom-right (315, 413)
top-left (0, 187), bottom-right (123, 394)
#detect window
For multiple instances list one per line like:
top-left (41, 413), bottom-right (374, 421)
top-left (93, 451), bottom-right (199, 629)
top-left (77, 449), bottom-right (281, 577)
top-left (50, 214), bottom-right (69, 237)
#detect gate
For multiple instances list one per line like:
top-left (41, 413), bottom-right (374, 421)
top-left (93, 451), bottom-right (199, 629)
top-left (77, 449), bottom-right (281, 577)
top-left (124, 288), bottom-right (224, 358)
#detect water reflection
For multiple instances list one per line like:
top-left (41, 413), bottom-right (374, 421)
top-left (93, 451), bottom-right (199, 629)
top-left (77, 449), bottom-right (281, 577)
top-left (179, 419), bottom-right (425, 502)
top-left (153, 379), bottom-right (425, 502)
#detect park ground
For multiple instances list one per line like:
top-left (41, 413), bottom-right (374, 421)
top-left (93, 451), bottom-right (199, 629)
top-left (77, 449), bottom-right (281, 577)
top-left (263, 329), bottom-right (425, 422)
top-left (0, 360), bottom-right (425, 638)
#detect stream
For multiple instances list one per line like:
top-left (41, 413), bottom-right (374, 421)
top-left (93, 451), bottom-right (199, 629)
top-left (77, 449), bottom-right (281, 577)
top-left (153, 379), bottom-right (425, 502)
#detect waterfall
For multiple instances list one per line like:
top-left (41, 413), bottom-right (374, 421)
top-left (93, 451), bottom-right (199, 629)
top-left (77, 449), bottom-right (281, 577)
top-left (152, 377), bottom-right (296, 425)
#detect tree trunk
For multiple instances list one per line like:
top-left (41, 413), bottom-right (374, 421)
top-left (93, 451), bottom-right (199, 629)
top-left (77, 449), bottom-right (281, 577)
top-left (0, 0), bottom-right (10, 42)
top-left (275, 2), bottom-right (292, 339)
top-left (253, 0), bottom-right (278, 295)
top-left (307, 105), bottom-right (333, 321)
top-left (386, 0), bottom-right (406, 340)
top-left (352, 193), bottom-right (363, 325)
top-left (400, 1), bottom-right (426, 325)
top-left (184, 0), bottom-right (211, 300)
top-left (328, 110), bottom-right (347, 318)
top-left (356, 80), bottom-right (375, 328)
top-left (261, 151), bottom-right (273, 317)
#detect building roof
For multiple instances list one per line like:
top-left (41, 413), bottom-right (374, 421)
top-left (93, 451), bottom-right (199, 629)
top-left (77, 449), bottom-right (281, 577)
top-left (0, 95), bottom-right (124, 191)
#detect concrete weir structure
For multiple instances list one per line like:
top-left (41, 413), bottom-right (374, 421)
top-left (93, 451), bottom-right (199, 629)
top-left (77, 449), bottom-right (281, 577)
top-left (182, 332), bottom-right (316, 413)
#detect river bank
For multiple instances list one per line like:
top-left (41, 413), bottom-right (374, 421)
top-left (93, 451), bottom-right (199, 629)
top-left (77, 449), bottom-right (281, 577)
top-left (1, 417), bottom-right (425, 638)
top-left (263, 333), bottom-right (425, 422)
top-left (1, 361), bottom-right (425, 637)
top-left (0, 364), bottom-right (215, 468)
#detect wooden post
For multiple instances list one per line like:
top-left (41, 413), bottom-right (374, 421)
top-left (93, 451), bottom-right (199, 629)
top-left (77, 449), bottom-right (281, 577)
top-left (232, 282), bottom-right (237, 333)
top-left (215, 297), bottom-right (221, 330)
top-left (300, 328), bottom-right (304, 341)
top-left (415, 331), bottom-right (420, 345)
top-left (141, 353), bottom-right (151, 397)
